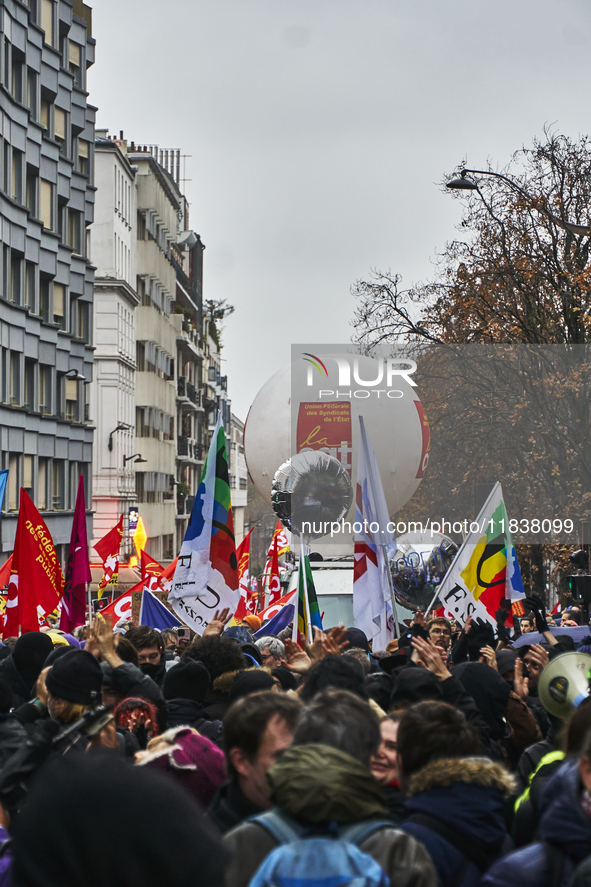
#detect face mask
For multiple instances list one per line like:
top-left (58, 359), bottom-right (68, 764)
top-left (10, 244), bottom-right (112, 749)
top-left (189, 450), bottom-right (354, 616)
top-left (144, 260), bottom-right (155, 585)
top-left (140, 659), bottom-right (164, 681)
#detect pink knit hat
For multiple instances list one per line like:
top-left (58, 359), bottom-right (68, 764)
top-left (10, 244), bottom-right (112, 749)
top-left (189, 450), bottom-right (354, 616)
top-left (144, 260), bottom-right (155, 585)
top-left (142, 728), bottom-right (225, 807)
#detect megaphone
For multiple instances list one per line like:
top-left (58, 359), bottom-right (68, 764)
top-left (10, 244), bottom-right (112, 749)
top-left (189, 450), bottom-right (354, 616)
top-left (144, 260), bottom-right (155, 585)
top-left (538, 652), bottom-right (591, 719)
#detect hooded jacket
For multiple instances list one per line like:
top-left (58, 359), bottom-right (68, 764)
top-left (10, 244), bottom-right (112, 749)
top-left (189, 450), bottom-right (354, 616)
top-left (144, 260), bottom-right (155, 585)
top-left (401, 756), bottom-right (515, 887)
top-left (483, 759), bottom-right (591, 887)
top-left (454, 663), bottom-right (541, 767)
top-left (201, 671), bottom-right (239, 721)
top-left (166, 699), bottom-right (223, 747)
top-left (223, 743), bottom-right (437, 887)
top-left (0, 656), bottom-right (34, 708)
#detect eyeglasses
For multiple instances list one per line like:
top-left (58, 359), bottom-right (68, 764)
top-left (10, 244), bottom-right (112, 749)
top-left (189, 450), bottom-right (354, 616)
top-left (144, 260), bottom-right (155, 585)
top-left (430, 628), bottom-right (451, 637)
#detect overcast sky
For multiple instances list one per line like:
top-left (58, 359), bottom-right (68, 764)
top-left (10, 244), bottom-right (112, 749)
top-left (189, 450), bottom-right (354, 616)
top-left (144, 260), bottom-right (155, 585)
top-left (89, 0), bottom-right (591, 420)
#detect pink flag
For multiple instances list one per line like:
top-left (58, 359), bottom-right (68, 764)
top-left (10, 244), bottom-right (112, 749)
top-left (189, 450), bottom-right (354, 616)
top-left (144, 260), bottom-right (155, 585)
top-left (59, 475), bottom-right (91, 632)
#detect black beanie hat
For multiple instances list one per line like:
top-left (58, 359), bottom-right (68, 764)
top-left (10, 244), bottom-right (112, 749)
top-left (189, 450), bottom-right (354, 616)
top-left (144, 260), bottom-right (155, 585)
top-left (229, 669), bottom-right (275, 702)
top-left (272, 666), bottom-right (298, 692)
top-left (13, 632), bottom-right (55, 691)
top-left (163, 660), bottom-right (210, 704)
top-left (45, 650), bottom-right (103, 706)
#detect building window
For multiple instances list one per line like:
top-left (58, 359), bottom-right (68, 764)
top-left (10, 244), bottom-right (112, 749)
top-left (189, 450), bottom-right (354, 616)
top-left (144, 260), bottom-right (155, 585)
top-left (39, 276), bottom-right (50, 320)
top-left (25, 262), bottom-right (35, 310)
top-left (38, 457), bottom-right (47, 510)
top-left (51, 459), bottom-right (65, 510)
top-left (11, 150), bottom-right (23, 203)
top-left (40, 96), bottom-right (50, 130)
top-left (136, 341), bottom-right (145, 371)
top-left (27, 69), bottom-right (38, 118)
top-left (0, 349), bottom-right (6, 403)
top-left (26, 166), bottom-right (37, 215)
top-left (24, 358), bottom-right (35, 410)
top-left (76, 300), bottom-right (89, 342)
top-left (53, 283), bottom-right (65, 327)
top-left (65, 378), bottom-right (78, 421)
top-left (10, 254), bottom-right (21, 304)
top-left (3, 142), bottom-right (9, 194)
top-left (39, 179), bottom-right (53, 229)
top-left (11, 55), bottom-right (23, 103)
top-left (54, 107), bottom-right (66, 154)
top-left (23, 455), bottom-right (33, 499)
top-left (68, 41), bottom-right (82, 88)
top-left (7, 454), bottom-right (19, 510)
top-left (10, 352), bottom-right (20, 405)
top-left (39, 364), bottom-right (52, 414)
top-left (68, 209), bottom-right (81, 254)
top-left (3, 38), bottom-right (10, 91)
top-left (11, 53), bottom-right (25, 102)
top-left (40, 0), bottom-right (54, 46)
top-left (77, 139), bottom-right (89, 176)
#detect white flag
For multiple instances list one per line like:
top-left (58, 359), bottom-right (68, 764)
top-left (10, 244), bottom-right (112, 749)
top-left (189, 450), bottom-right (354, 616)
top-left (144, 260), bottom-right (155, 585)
top-left (436, 482), bottom-right (525, 627)
top-left (353, 416), bottom-right (396, 649)
top-left (169, 413), bottom-right (240, 632)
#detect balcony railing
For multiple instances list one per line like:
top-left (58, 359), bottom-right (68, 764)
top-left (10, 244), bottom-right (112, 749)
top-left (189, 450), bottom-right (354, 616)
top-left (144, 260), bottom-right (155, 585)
top-left (177, 436), bottom-right (204, 461)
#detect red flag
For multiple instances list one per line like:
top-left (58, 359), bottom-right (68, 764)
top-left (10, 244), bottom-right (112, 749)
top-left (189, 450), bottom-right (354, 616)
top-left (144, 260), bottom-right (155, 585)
top-left (0, 555), bottom-right (13, 590)
top-left (258, 589), bottom-right (297, 624)
top-left (100, 588), bottom-right (134, 623)
top-left (141, 550), bottom-right (164, 591)
top-left (59, 475), bottom-right (91, 632)
top-left (95, 516), bottom-right (124, 599)
top-left (263, 521), bottom-right (289, 588)
top-left (159, 556), bottom-right (178, 590)
top-left (233, 529), bottom-right (253, 620)
top-left (6, 490), bottom-right (64, 636)
top-left (268, 536), bottom-right (282, 606)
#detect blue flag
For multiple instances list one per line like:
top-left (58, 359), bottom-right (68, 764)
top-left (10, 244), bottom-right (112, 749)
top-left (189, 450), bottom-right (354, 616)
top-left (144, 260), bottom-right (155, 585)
top-left (254, 598), bottom-right (297, 640)
top-left (139, 589), bottom-right (182, 630)
top-left (0, 471), bottom-right (7, 516)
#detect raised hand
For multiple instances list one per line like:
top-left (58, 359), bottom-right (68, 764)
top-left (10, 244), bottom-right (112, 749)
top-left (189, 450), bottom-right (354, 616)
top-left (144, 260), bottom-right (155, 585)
top-left (202, 608), bottom-right (232, 637)
top-left (514, 657), bottom-right (529, 700)
top-left (322, 626), bottom-right (350, 658)
top-left (283, 637), bottom-right (312, 675)
top-left (411, 636), bottom-right (451, 681)
top-left (479, 645), bottom-right (498, 670)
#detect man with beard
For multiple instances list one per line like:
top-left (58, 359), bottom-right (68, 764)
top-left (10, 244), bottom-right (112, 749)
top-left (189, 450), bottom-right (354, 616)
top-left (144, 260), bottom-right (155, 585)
top-left (126, 627), bottom-right (167, 687)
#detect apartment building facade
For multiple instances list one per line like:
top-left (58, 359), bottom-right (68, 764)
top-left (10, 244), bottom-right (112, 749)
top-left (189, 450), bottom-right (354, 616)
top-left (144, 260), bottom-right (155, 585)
top-left (88, 139), bottom-right (241, 565)
top-left (230, 412), bottom-right (247, 543)
top-left (0, 0), bottom-right (95, 562)
top-left (88, 131), bottom-right (137, 559)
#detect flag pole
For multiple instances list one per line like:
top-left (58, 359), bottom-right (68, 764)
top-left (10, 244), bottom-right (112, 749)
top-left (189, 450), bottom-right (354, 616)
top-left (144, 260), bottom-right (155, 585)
top-left (86, 581), bottom-right (92, 624)
top-left (424, 584), bottom-right (441, 618)
top-left (301, 536), bottom-right (313, 644)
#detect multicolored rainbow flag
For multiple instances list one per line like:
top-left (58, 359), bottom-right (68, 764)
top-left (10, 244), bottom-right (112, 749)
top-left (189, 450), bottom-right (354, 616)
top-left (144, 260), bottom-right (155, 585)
top-left (169, 413), bottom-right (239, 632)
top-left (436, 483), bottom-right (525, 627)
top-left (292, 546), bottom-right (323, 644)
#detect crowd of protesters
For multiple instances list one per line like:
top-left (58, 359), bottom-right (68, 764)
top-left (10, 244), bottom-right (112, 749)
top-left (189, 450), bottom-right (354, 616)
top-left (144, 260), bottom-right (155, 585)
top-left (0, 594), bottom-right (588, 885)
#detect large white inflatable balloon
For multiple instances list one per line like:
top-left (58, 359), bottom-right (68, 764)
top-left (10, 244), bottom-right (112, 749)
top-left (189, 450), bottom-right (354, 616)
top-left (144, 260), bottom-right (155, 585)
top-left (244, 350), bottom-right (430, 551)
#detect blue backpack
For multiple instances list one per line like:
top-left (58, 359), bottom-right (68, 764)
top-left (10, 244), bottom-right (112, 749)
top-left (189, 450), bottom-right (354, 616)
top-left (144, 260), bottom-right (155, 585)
top-left (246, 809), bottom-right (391, 887)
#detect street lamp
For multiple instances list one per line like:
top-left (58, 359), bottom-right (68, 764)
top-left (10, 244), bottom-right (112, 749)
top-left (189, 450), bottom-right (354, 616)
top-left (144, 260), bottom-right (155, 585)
top-left (64, 368), bottom-right (86, 381)
top-left (108, 423), bottom-right (131, 452)
top-left (446, 168), bottom-right (591, 236)
top-left (123, 454), bottom-right (147, 466)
